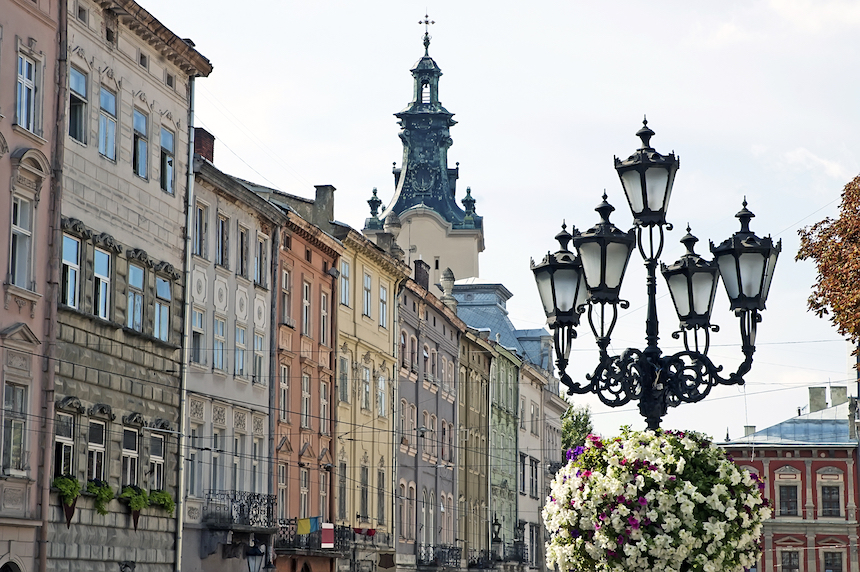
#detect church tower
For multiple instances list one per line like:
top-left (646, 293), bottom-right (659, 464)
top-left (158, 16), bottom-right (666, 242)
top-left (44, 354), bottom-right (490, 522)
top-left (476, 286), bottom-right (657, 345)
top-left (364, 24), bottom-right (484, 290)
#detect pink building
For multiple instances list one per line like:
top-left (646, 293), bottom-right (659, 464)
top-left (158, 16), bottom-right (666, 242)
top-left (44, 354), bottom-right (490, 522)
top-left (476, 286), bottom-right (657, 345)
top-left (0, 2), bottom-right (59, 572)
top-left (724, 387), bottom-right (860, 572)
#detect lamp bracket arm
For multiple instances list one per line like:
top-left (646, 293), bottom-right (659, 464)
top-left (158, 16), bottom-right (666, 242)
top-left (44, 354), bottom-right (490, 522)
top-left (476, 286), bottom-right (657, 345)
top-left (581, 349), bottom-right (643, 407)
top-left (635, 224), bottom-right (667, 262)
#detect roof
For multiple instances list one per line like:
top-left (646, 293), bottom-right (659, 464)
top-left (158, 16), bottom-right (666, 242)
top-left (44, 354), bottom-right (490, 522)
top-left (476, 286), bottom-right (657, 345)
top-left (724, 402), bottom-right (856, 446)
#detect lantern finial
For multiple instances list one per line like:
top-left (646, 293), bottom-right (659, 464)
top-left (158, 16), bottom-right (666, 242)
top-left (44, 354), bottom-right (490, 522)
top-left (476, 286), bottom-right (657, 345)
top-left (636, 117), bottom-right (655, 150)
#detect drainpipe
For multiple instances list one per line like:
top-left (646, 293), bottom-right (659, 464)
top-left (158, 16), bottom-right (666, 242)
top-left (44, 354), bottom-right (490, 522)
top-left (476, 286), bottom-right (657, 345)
top-left (268, 220), bottom-right (280, 562)
top-left (41, 2), bottom-right (68, 572)
top-left (176, 75), bottom-right (197, 572)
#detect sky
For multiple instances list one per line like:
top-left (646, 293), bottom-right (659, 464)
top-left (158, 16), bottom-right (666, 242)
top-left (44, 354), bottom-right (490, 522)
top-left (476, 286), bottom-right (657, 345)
top-left (141, 0), bottom-right (860, 440)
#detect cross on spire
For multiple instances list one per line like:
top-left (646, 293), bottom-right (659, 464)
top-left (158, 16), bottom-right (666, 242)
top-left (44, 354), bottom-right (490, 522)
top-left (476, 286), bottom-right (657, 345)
top-left (419, 13), bottom-right (435, 55)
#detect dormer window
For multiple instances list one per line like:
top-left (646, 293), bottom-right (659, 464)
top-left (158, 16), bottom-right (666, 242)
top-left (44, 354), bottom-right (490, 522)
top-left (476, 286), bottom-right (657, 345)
top-left (421, 81), bottom-right (431, 104)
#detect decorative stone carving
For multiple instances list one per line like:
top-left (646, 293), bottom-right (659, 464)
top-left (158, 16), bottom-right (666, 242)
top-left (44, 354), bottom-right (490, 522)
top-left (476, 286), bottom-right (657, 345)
top-left (88, 403), bottom-right (116, 420)
top-left (93, 232), bottom-right (123, 253)
top-left (150, 418), bottom-right (173, 431)
top-left (123, 412), bottom-right (145, 427)
top-left (118, 562), bottom-right (135, 572)
top-left (0, 132), bottom-right (9, 159)
top-left (61, 217), bottom-right (92, 239)
top-left (154, 261), bottom-right (181, 281)
top-left (213, 405), bottom-right (226, 427)
top-left (190, 400), bottom-right (204, 420)
top-left (187, 505), bottom-right (200, 519)
top-left (234, 412), bottom-right (247, 433)
top-left (3, 486), bottom-right (24, 510)
top-left (6, 350), bottom-right (29, 372)
top-left (57, 395), bottom-right (85, 413)
top-left (126, 248), bottom-right (154, 267)
top-left (253, 416), bottom-right (264, 436)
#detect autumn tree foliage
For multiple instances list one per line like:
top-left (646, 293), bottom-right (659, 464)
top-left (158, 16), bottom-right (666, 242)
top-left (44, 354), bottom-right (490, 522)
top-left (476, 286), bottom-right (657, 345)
top-left (797, 175), bottom-right (860, 344)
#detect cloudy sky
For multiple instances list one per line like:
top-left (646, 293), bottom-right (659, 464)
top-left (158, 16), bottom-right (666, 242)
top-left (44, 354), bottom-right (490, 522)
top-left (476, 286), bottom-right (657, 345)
top-left (143, 0), bottom-right (860, 439)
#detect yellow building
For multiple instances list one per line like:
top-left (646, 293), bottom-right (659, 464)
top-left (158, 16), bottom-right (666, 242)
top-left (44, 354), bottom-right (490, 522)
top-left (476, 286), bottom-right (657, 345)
top-left (332, 223), bottom-right (410, 572)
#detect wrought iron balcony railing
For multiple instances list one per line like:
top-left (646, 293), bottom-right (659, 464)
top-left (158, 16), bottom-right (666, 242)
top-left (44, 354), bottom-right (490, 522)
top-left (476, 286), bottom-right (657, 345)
top-left (417, 544), bottom-right (462, 568)
top-left (274, 518), bottom-right (351, 555)
top-left (467, 549), bottom-right (493, 569)
top-left (203, 490), bottom-right (276, 530)
top-left (503, 541), bottom-right (528, 563)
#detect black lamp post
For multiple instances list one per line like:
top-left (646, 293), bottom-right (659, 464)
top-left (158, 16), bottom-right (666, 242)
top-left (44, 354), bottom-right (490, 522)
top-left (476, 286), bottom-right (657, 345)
top-left (532, 120), bottom-right (781, 430)
top-left (246, 544), bottom-right (265, 572)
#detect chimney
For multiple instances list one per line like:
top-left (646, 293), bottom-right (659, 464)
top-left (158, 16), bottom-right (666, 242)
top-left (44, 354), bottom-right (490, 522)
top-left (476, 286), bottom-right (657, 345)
top-left (313, 185), bottom-right (336, 231)
top-left (809, 387), bottom-right (827, 413)
top-left (194, 127), bottom-right (215, 163)
top-left (744, 425), bottom-right (756, 437)
top-left (414, 259), bottom-right (430, 291)
top-left (831, 386), bottom-right (848, 407)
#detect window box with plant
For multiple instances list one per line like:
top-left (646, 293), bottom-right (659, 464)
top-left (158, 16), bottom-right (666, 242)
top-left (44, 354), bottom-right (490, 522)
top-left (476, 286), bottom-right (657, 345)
top-left (119, 485), bottom-right (149, 530)
top-left (149, 489), bottom-right (175, 516)
top-left (86, 479), bottom-right (114, 516)
top-left (52, 474), bottom-right (80, 527)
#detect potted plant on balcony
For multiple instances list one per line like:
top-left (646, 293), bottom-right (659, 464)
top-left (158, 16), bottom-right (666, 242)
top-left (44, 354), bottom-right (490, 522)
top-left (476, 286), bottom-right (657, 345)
top-left (543, 428), bottom-right (770, 572)
top-left (52, 474), bottom-right (80, 528)
top-left (119, 485), bottom-right (149, 530)
top-left (149, 490), bottom-right (175, 517)
top-left (86, 479), bottom-right (114, 516)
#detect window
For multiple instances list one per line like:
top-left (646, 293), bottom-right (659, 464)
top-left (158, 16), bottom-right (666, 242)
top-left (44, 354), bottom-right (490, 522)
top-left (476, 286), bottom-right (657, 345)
top-left (825, 553), bottom-right (843, 572)
top-left (69, 67), bottom-right (87, 142)
top-left (779, 485), bottom-right (798, 516)
top-left (278, 464), bottom-right (287, 521)
top-left (2, 384), bottom-right (26, 473)
top-left (187, 426), bottom-right (199, 496)
top-left (122, 428), bottom-right (139, 486)
top-left (238, 227), bottom-right (249, 277)
top-left (232, 437), bottom-right (241, 490)
top-left (531, 402), bottom-right (539, 435)
top-left (281, 270), bottom-right (292, 324)
top-left (430, 415), bottom-right (437, 456)
top-left (138, 52), bottom-right (148, 68)
top-left (379, 285), bottom-right (388, 328)
top-left (377, 469), bottom-right (385, 524)
top-left (235, 326), bottom-right (246, 376)
top-left (155, 277), bottom-right (171, 341)
top-left (216, 215), bottom-right (229, 267)
top-left (361, 367), bottom-right (371, 410)
top-left (782, 552), bottom-right (800, 572)
top-left (255, 235), bottom-right (267, 285)
top-left (213, 317), bottom-right (226, 370)
top-left (519, 454), bottom-right (527, 494)
top-left (9, 196), bottom-right (33, 290)
top-left (252, 439), bottom-right (261, 493)
top-left (127, 264), bottom-right (144, 331)
top-left (211, 429), bottom-right (222, 490)
top-left (320, 292), bottom-right (329, 346)
top-left (165, 73), bottom-right (175, 89)
top-left (98, 87), bottom-right (117, 160)
top-left (340, 261), bottom-right (350, 306)
top-left (17, 54), bottom-right (36, 132)
top-left (191, 309), bottom-right (204, 363)
top-left (93, 249), bottom-right (111, 319)
top-left (302, 282), bottom-right (311, 337)
top-left (360, 465), bottom-right (369, 519)
top-left (338, 357), bottom-right (349, 403)
top-left (253, 332), bottom-right (265, 383)
top-left (320, 471), bottom-right (329, 521)
top-left (150, 434), bottom-right (164, 490)
top-left (133, 109), bottom-right (148, 178)
top-left (76, 4), bottom-right (88, 23)
top-left (338, 461), bottom-right (347, 520)
top-left (363, 273), bottom-right (372, 317)
top-left (300, 468), bottom-right (309, 518)
top-left (399, 400), bottom-right (407, 441)
top-left (441, 422), bottom-right (447, 460)
top-left (520, 398), bottom-right (526, 429)
top-left (193, 203), bottom-right (207, 258)
top-left (822, 485), bottom-right (841, 516)
top-left (62, 235), bottom-right (81, 308)
top-left (407, 485), bottom-right (416, 539)
top-left (279, 364), bottom-right (290, 421)
top-left (301, 373), bottom-right (311, 428)
top-left (400, 332), bottom-right (407, 367)
top-left (55, 413), bottom-right (75, 476)
top-left (398, 483), bottom-right (405, 536)
top-left (377, 375), bottom-right (386, 417)
top-left (320, 380), bottom-right (330, 434)
top-left (87, 420), bottom-right (106, 481)
top-left (530, 458), bottom-right (539, 497)
top-left (160, 128), bottom-right (175, 193)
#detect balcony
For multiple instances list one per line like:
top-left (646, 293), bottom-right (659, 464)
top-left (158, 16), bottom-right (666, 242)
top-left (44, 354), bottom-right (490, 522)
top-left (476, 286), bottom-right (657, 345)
top-left (417, 544), bottom-right (462, 568)
top-left (502, 542), bottom-right (528, 564)
top-left (203, 490), bottom-right (276, 532)
top-left (467, 549), bottom-right (493, 569)
top-left (274, 518), bottom-right (351, 556)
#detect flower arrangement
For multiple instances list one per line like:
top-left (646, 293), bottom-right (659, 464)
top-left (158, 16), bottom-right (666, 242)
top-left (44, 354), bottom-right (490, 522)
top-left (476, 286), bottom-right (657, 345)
top-left (119, 485), bottom-right (150, 512)
top-left (543, 428), bottom-right (770, 572)
top-left (149, 490), bottom-right (175, 516)
top-left (86, 479), bottom-right (115, 515)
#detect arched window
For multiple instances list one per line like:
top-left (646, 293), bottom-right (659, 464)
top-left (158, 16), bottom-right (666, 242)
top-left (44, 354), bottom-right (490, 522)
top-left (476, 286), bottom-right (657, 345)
top-left (398, 483), bottom-right (406, 537)
top-left (421, 488), bottom-right (428, 545)
top-left (411, 337), bottom-right (419, 368)
top-left (421, 81), bottom-right (431, 104)
top-left (408, 483), bottom-right (416, 539)
top-left (429, 490), bottom-right (435, 546)
top-left (423, 345), bottom-right (430, 376)
top-left (401, 331), bottom-right (408, 367)
top-left (441, 422), bottom-right (447, 460)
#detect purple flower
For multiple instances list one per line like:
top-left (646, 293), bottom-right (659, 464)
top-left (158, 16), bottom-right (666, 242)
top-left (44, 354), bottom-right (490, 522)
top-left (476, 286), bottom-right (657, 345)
top-left (607, 550), bottom-right (617, 558)
top-left (617, 535), bottom-right (625, 545)
top-left (638, 496), bottom-right (647, 506)
top-left (567, 446), bottom-right (585, 461)
top-left (628, 516), bottom-right (640, 530)
top-left (571, 530), bottom-right (580, 539)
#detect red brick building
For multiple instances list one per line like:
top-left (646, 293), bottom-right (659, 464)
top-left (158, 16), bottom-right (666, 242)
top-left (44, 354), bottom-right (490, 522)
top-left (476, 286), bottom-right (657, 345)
top-left (723, 387), bottom-right (859, 572)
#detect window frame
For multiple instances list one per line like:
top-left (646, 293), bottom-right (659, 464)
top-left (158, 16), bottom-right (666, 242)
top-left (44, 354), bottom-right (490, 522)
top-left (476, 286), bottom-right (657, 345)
top-left (193, 203), bottom-right (208, 258)
top-left (216, 214), bottom-right (229, 267)
top-left (16, 53), bottom-right (37, 133)
top-left (10, 195), bottom-right (34, 290)
top-left (149, 434), bottom-right (165, 490)
top-left (234, 325), bottom-right (246, 376)
top-left (2, 383), bottom-right (27, 474)
top-left (253, 331), bottom-right (265, 384)
top-left (160, 127), bottom-right (175, 194)
top-left (98, 86), bottom-right (117, 161)
top-left (132, 108), bottom-right (148, 179)
top-left (254, 234), bottom-right (267, 286)
top-left (87, 420), bottom-right (106, 481)
top-left (338, 356), bottom-right (349, 403)
top-left (301, 373), bottom-right (311, 429)
top-left (300, 467), bottom-right (309, 519)
top-left (281, 269), bottom-right (292, 325)
top-left (62, 234), bottom-right (81, 308)
top-left (340, 260), bottom-right (350, 306)
top-left (320, 379), bottom-right (330, 435)
top-left (320, 291), bottom-right (329, 346)
top-left (69, 66), bottom-right (88, 143)
top-left (362, 272), bottom-right (372, 317)
top-left (127, 263), bottom-right (145, 331)
top-left (55, 412), bottom-right (75, 477)
top-left (778, 483), bottom-right (799, 517)
top-left (155, 276), bottom-right (172, 342)
top-left (213, 316), bottom-right (226, 371)
top-left (379, 284), bottom-right (388, 328)
top-left (191, 308), bottom-right (205, 364)
top-left (93, 248), bottom-right (111, 320)
top-left (280, 364), bottom-right (290, 421)
top-left (121, 427), bottom-right (140, 487)
top-left (302, 281), bottom-right (311, 337)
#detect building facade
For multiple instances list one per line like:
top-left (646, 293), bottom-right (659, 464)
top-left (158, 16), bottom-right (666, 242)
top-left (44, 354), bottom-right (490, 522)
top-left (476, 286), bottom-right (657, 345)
top-left (50, 3), bottom-right (210, 572)
top-left (723, 387), bottom-right (860, 572)
top-left (181, 136), bottom-right (286, 571)
top-left (331, 224), bottom-right (410, 572)
top-left (517, 364), bottom-right (546, 570)
top-left (0, 1), bottom-right (59, 572)
top-left (396, 262), bottom-right (462, 572)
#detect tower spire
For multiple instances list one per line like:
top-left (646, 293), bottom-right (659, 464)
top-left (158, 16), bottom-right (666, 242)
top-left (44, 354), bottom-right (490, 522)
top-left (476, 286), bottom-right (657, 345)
top-left (419, 13), bottom-right (434, 55)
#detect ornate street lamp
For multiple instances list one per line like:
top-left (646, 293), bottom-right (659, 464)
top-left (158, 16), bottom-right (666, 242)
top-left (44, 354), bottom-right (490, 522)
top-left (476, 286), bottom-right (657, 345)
top-left (532, 120), bottom-right (781, 429)
top-left (246, 544), bottom-right (265, 572)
